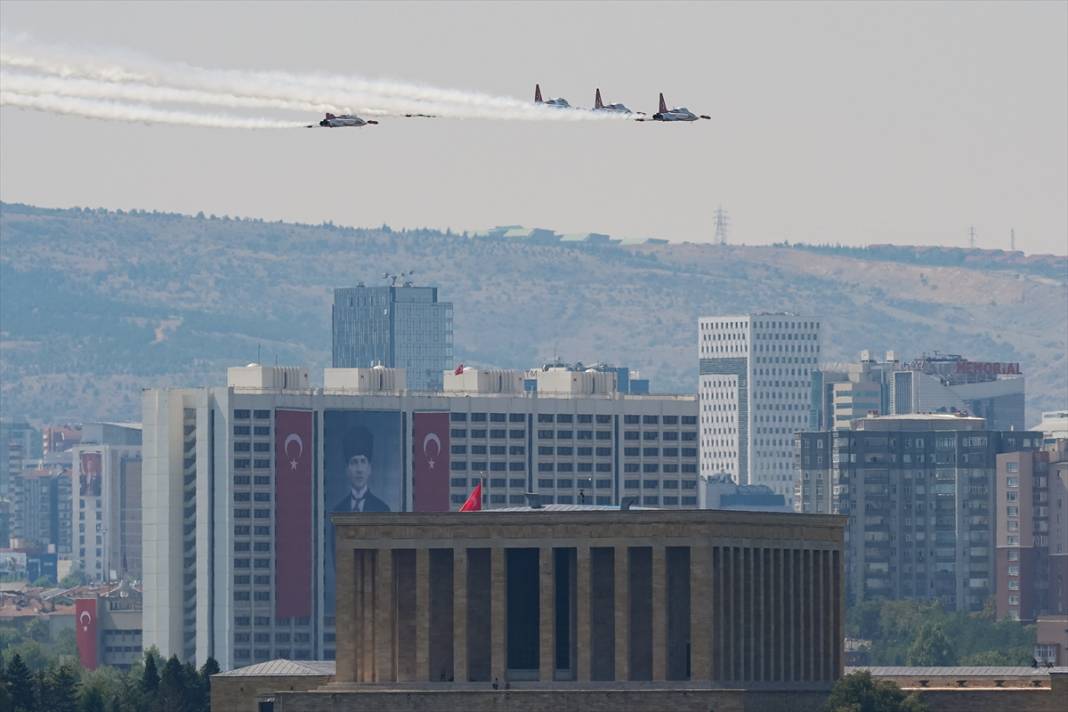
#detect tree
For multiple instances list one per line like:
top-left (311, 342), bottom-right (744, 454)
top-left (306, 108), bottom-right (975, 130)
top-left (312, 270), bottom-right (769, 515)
top-left (60, 569), bottom-right (87, 588)
top-left (906, 623), bottom-right (956, 666)
top-left (156, 656), bottom-right (187, 712)
top-left (4, 654), bottom-right (35, 712)
top-left (41, 664), bottom-right (81, 712)
top-left (140, 653), bottom-right (159, 697)
top-left (197, 657), bottom-right (219, 712)
top-left (79, 687), bottom-right (106, 712)
top-left (825, 671), bottom-right (927, 712)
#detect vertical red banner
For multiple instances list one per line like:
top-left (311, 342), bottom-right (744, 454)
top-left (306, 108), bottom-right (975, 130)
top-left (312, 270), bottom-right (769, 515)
top-left (275, 410), bottom-right (313, 618)
top-left (75, 598), bottom-right (98, 669)
top-left (413, 412), bottom-right (450, 512)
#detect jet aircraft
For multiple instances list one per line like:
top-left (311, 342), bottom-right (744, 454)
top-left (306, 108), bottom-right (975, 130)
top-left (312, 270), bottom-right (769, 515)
top-left (534, 84), bottom-right (570, 108)
top-left (592, 88), bottom-right (640, 115)
top-left (644, 93), bottom-right (710, 122)
top-left (307, 113), bottom-right (378, 128)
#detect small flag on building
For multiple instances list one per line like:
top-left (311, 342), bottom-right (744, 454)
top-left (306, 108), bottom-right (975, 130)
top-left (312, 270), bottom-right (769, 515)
top-left (454, 363), bottom-right (465, 375)
top-left (459, 481), bottom-right (482, 512)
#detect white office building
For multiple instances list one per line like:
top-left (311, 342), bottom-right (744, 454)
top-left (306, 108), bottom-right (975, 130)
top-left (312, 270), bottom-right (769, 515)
top-left (142, 363), bottom-right (698, 670)
top-left (698, 313), bottom-right (821, 498)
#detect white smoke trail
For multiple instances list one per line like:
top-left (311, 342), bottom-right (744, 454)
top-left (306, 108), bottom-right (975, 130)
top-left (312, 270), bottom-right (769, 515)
top-left (0, 39), bottom-right (631, 122)
top-left (0, 91), bottom-right (307, 129)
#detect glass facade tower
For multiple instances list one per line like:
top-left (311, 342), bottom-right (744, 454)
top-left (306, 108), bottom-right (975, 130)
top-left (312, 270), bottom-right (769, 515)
top-left (331, 285), bottom-right (453, 391)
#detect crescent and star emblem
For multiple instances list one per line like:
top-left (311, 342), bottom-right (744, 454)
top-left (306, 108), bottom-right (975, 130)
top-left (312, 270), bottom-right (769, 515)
top-left (80, 610), bottom-right (92, 630)
top-left (284, 433), bottom-right (304, 471)
top-left (422, 432), bottom-right (441, 470)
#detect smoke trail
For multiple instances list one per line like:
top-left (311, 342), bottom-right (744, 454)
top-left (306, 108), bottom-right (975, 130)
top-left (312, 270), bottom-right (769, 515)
top-left (0, 91), bottom-right (307, 129)
top-left (0, 39), bottom-right (631, 122)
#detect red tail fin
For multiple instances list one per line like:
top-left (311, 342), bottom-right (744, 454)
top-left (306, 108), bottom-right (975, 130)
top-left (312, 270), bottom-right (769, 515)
top-left (595, 88), bottom-right (603, 109)
top-left (658, 93), bottom-right (667, 113)
top-left (535, 84), bottom-right (543, 103)
top-left (325, 113), bottom-right (336, 120)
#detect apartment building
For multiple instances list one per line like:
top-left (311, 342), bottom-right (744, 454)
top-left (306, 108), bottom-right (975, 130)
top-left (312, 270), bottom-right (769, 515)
top-left (796, 413), bottom-right (1042, 612)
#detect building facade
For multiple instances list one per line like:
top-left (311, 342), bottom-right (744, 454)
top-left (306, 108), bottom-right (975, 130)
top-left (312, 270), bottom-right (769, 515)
top-left (70, 423), bottom-right (143, 582)
top-left (143, 364), bottom-right (698, 670)
top-left (11, 458), bottom-right (72, 556)
top-left (215, 507), bottom-right (843, 712)
top-left (796, 414), bottom-right (1042, 612)
top-left (995, 440), bottom-right (1068, 621)
top-left (0, 416), bottom-right (41, 500)
top-left (698, 313), bottom-right (821, 498)
top-left (332, 285), bottom-right (453, 392)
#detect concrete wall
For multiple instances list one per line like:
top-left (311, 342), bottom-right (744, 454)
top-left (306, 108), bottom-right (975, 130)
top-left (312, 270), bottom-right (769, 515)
top-left (211, 674), bottom-right (332, 712)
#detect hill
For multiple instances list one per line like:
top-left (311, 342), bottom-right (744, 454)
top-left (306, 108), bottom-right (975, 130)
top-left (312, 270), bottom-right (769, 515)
top-left (1, 202), bottom-right (1065, 424)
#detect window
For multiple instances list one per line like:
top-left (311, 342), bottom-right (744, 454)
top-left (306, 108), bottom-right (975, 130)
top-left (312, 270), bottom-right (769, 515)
top-left (451, 412), bottom-right (468, 422)
top-left (471, 413), bottom-right (487, 422)
top-left (538, 414), bottom-right (555, 423)
top-left (451, 428), bottom-right (467, 438)
top-left (624, 415), bottom-right (640, 424)
top-left (509, 413), bottom-right (526, 423)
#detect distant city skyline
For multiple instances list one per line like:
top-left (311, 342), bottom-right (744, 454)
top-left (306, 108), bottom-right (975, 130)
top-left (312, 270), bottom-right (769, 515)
top-left (1, 1), bottom-right (1065, 255)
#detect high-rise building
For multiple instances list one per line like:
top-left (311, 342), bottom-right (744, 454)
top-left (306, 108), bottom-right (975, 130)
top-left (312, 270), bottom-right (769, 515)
top-left (11, 456), bottom-right (72, 555)
top-left (810, 351), bottom-right (899, 430)
top-left (332, 285), bottom-right (453, 392)
top-left (1032, 411), bottom-right (1068, 445)
top-left (70, 423), bottom-right (143, 582)
top-left (0, 416), bottom-right (40, 499)
top-left (995, 439), bottom-right (1068, 621)
top-left (698, 313), bottom-right (821, 498)
top-left (796, 413), bottom-right (1042, 611)
top-left (890, 353), bottom-right (1025, 431)
top-left (143, 363), bottom-right (697, 669)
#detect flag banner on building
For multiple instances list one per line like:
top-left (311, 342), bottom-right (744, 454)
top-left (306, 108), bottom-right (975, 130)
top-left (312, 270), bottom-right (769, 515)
top-left (79, 451), bottom-right (102, 497)
top-left (322, 410), bottom-right (403, 617)
top-left (275, 409), bottom-right (313, 618)
top-left (413, 412), bottom-right (450, 512)
top-left (75, 598), bottom-right (98, 669)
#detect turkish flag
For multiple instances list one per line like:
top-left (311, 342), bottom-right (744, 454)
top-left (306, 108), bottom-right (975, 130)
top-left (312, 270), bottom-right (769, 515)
top-left (75, 598), bottom-right (98, 669)
top-left (414, 412), bottom-right (450, 512)
top-left (459, 482), bottom-right (482, 512)
top-left (275, 409), bottom-right (313, 618)
top-left (454, 363), bottom-right (464, 375)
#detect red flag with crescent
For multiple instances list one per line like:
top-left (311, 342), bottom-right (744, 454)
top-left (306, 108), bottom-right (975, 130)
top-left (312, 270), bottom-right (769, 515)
top-left (459, 481), bottom-right (482, 512)
top-left (75, 598), bottom-right (98, 669)
top-left (276, 409), bottom-right (313, 618)
top-left (414, 412), bottom-right (450, 512)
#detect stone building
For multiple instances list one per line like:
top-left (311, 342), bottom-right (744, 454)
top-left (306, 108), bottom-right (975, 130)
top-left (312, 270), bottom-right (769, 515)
top-left (213, 506), bottom-right (846, 711)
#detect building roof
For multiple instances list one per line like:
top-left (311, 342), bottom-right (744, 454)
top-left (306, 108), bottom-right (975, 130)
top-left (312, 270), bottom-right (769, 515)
top-left (847, 666), bottom-right (1068, 677)
top-left (215, 659), bottom-right (336, 677)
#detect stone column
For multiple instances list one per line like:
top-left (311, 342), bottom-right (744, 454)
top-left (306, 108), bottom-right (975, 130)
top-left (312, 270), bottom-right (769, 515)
top-left (614, 544), bottom-right (630, 682)
top-left (539, 546), bottom-right (554, 682)
top-left (651, 544), bottom-right (667, 681)
top-left (415, 548), bottom-right (430, 681)
top-left (491, 546), bottom-right (507, 683)
top-left (374, 548), bottom-right (395, 682)
top-left (690, 543), bottom-right (712, 683)
top-left (575, 544), bottom-right (592, 682)
top-left (453, 547), bottom-right (468, 683)
top-left (335, 545), bottom-right (356, 682)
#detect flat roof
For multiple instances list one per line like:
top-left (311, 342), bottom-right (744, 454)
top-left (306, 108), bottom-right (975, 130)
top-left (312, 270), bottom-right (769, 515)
top-left (215, 660), bottom-right (336, 677)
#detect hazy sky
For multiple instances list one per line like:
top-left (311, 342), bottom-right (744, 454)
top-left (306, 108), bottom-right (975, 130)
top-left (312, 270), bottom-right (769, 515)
top-left (2, 1), bottom-right (1066, 254)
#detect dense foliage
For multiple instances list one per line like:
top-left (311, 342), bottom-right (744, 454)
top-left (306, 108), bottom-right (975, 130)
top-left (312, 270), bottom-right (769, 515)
top-left (0, 650), bottom-right (216, 712)
top-left (825, 670), bottom-right (927, 712)
top-left (847, 599), bottom-right (1035, 666)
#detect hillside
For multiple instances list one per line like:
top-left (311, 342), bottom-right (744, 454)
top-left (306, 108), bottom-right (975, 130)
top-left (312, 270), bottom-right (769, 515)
top-left (1, 202), bottom-right (1065, 424)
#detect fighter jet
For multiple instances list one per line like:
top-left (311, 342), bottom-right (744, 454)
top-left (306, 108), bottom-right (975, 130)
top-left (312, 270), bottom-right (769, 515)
top-left (307, 113), bottom-right (378, 128)
top-left (534, 84), bottom-right (570, 108)
top-left (644, 93), bottom-right (710, 122)
top-left (591, 88), bottom-right (641, 115)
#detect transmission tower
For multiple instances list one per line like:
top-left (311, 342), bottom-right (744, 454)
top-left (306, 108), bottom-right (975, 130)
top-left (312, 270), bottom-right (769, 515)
top-left (713, 206), bottom-right (730, 246)
top-left (968, 225), bottom-right (977, 249)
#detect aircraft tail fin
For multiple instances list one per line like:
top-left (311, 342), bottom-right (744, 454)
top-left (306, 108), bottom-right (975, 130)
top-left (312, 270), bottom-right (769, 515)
top-left (595, 88), bottom-right (603, 109)
top-left (325, 113), bottom-right (336, 120)
top-left (658, 93), bottom-right (667, 114)
top-left (535, 84), bottom-right (543, 103)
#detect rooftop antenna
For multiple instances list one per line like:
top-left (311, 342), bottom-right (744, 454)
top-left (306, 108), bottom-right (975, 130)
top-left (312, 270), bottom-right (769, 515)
top-left (968, 225), bottom-right (977, 249)
top-left (1010, 228), bottom-right (1015, 251)
top-left (257, 343), bottom-right (261, 364)
top-left (713, 206), bottom-right (730, 246)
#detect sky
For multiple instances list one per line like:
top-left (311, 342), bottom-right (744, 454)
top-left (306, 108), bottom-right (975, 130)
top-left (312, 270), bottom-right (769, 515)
top-left (1, 0), bottom-right (1066, 254)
